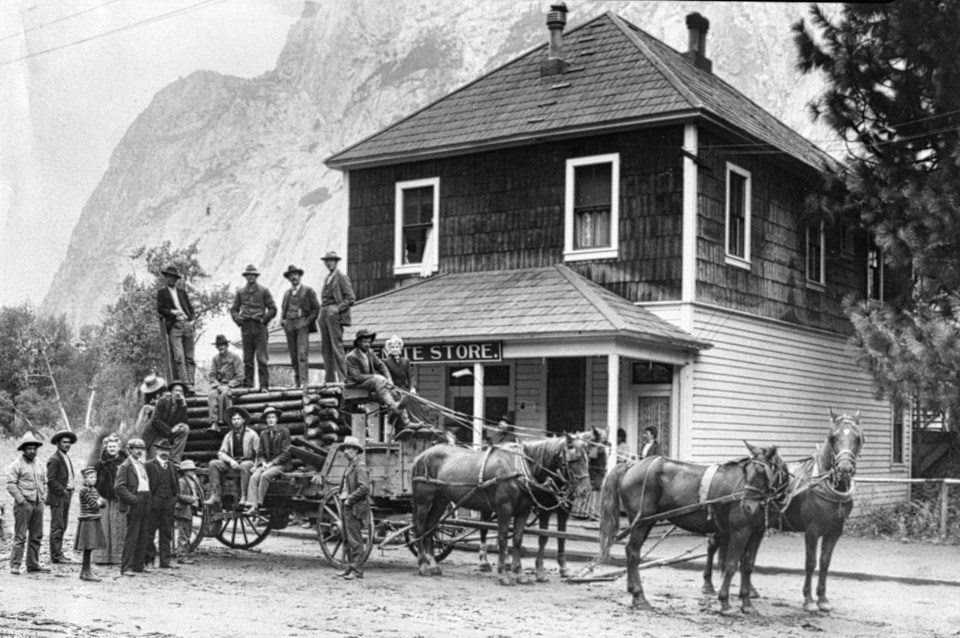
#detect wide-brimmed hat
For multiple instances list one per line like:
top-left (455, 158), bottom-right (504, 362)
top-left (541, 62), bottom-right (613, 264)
top-left (139, 374), bottom-right (167, 395)
top-left (321, 251), bottom-right (341, 262)
top-left (261, 405), bottom-right (281, 421)
top-left (283, 264), bottom-right (305, 279)
top-left (178, 460), bottom-right (197, 471)
top-left (212, 334), bottom-right (230, 347)
top-left (168, 380), bottom-right (188, 393)
top-left (242, 264), bottom-right (260, 277)
top-left (160, 266), bottom-right (181, 279)
top-left (51, 430), bottom-right (77, 445)
top-left (155, 439), bottom-right (173, 450)
top-left (225, 406), bottom-right (251, 423)
top-left (16, 431), bottom-right (43, 451)
top-left (340, 436), bottom-right (364, 452)
top-left (353, 329), bottom-right (376, 346)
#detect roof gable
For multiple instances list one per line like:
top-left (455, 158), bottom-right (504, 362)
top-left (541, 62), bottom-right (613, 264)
top-left (327, 11), bottom-right (830, 170)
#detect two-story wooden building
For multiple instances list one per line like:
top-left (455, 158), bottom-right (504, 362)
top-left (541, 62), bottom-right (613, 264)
top-left (276, 6), bottom-right (908, 502)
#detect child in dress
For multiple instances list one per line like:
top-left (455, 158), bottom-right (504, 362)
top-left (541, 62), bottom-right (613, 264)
top-left (174, 460), bottom-right (200, 564)
top-left (75, 466), bottom-right (107, 581)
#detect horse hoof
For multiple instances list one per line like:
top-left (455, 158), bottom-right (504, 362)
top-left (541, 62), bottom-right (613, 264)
top-left (559, 568), bottom-right (570, 579)
top-left (498, 575), bottom-right (516, 586)
top-left (741, 605), bottom-right (759, 616)
top-left (516, 572), bottom-right (532, 585)
top-left (418, 566), bottom-right (431, 577)
top-left (719, 605), bottom-right (739, 617)
top-left (803, 601), bottom-right (819, 613)
top-left (631, 596), bottom-right (654, 611)
top-left (478, 563), bottom-right (492, 573)
top-left (817, 600), bottom-right (833, 613)
top-left (430, 566), bottom-right (443, 577)
top-left (535, 572), bottom-right (549, 583)
top-left (702, 584), bottom-right (717, 596)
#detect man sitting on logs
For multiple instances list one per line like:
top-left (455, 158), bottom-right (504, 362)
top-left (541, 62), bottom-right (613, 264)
top-left (204, 407), bottom-right (260, 509)
top-left (207, 334), bottom-right (244, 432)
top-left (144, 381), bottom-right (190, 463)
top-left (345, 329), bottom-right (412, 429)
top-left (243, 406), bottom-right (292, 515)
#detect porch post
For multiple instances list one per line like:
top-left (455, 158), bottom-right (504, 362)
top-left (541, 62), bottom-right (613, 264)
top-left (472, 362), bottom-right (485, 448)
top-left (607, 353), bottom-right (620, 474)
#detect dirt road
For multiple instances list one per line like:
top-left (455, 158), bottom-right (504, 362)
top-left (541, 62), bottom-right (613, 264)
top-left (1, 528), bottom-right (957, 638)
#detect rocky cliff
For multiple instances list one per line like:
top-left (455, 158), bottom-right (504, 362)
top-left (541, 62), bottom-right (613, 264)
top-left (43, 0), bottom-right (830, 329)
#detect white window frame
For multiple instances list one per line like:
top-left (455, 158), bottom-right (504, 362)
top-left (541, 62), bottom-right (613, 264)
top-left (724, 162), bottom-right (752, 269)
top-left (394, 177), bottom-right (440, 276)
top-left (805, 222), bottom-right (826, 288)
top-left (564, 153), bottom-right (620, 262)
top-left (867, 245), bottom-right (884, 301)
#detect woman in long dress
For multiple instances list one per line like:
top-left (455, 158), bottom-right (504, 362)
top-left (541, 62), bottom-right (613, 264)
top-left (92, 434), bottom-right (127, 565)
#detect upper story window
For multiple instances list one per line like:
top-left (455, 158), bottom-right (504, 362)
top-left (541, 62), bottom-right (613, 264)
top-left (806, 223), bottom-right (825, 287)
top-left (867, 245), bottom-right (884, 301)
top-left (724, 163), bottom-right (751, 269)
top-left (395, 177), bottom-right (439, 276)
top-left (564, 154), bottom-right (620, 262)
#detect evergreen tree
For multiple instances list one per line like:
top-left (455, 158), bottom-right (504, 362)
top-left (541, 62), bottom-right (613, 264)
top-left (795, 1), bottom-right (960, 430)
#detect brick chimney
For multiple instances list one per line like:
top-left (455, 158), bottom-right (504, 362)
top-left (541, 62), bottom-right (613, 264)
top-left (683, 12), bottom-right (712, 73)
top-left (541, 2), bottom-right (569, 77)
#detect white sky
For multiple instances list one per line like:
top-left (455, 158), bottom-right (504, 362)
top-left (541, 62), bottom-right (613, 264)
top-left (0, 0), bottom-right (302, 307)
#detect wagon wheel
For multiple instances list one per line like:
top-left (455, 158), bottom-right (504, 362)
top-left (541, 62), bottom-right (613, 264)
top-left (216, 506), bottom-right (271, 550)
top-left (316, 490), bottom-right (374, 568)
top-left (404, 505), bottom-right (470, 563)
top-left (177, 474), bottom-right (207, 554)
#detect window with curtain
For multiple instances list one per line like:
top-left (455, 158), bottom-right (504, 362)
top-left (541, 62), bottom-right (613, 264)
top-left (395, 178), bottom-right (439, 275)
top-left (564, 154), bottom-right (620, 261)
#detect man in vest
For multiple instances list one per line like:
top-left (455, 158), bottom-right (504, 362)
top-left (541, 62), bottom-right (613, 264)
top-left (230, 264), bottom-right (277, 389)
top-left (7, 432), bottom-right (50, 574)
top-left (204, 407), bottom-right (260, 508)
top-left (207, 334), bottom-right (244, 431)
top-left (319, 251), bottom-right (355, 383)
top-left (144, 440), bottom-right (181, 569)
top-left (243, 405), bottom-right (292, 515)
top-left (336, 436), bottom-right (370, 580)
top-left (156, 265), bottom-right (196, 391)
top-left (345, 329), bottom-right (411, 428)
top-left (280, 264), bottom-right (320, 388)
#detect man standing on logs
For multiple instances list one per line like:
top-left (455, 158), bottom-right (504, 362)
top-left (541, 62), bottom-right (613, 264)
top-left (204, 407), bottom-right (260, 509)
top-left (319, 251), bottom-right (355, 383)
top-left (230, 264), bottom-right (277, 390)
top-left (207, 334), bottom-right (244, 431)
top-left (336, 436), bottom-right (369, 580)
top-left (244, 405), bottom-right (292, 515)
top-left (156, 266), bottom-right (197, 392)
top-left (280, 264), bottom-right (320, 389)
top-left (345, 329), bottom-right (411, 428)
top-left (144, 381), bottom-right (190, 462)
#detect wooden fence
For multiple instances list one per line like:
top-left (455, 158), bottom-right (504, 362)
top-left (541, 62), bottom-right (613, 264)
top-left (856, 477), bottom-right (960, 540)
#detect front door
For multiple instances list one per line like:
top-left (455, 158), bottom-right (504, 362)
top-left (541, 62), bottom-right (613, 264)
top-left (636, 396), bottom-right (671, 458)
top-left (547, 358), bottom-right (586, 434)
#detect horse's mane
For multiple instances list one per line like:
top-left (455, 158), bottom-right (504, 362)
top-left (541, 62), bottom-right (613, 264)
top-left (520, 437), bottom-right (564, 471)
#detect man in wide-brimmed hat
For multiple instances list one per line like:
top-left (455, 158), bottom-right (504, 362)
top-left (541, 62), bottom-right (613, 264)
top-left (7, 432), bottom-right (49, 574)
top-left (336, 436), bottom-right (369, 580)
top-left (205, 406), bottom-right (260, 508)
top-left (244, 405), bottom-right (293, 515)
top-left (230, 264), bottom-right (277, 390)
top-left (156, 265), bottom-right (197, 391)
top-left (319, 250), bottom-right (355, 383)
top-left (46, 429), bottom-right (78, 564)
top-left (206, 334), bottom-right (244, 431)
top-left (144, 380), bottom-right (190, 462)
top-left (174, 460), bottom-right (199, 564)
top-left (280, 264), bottom-right (320, 388)
top-left (345, 329), bottom-right (412, 428)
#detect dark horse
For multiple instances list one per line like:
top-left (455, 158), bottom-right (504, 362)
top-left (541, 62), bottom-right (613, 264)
top-left (475, 428), bottom-right (608, 581)
top-left (703, 409), bottom-right (864, 612)
top-left (598, 442), bottom-right (786, 613)
top-left (411, 434), bottom-right (591, 585)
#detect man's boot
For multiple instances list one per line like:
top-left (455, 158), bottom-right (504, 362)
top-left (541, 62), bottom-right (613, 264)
top-left (204, 489), bottom-right (221, 507)
top-left (80, 568), bottom-right (101, 582)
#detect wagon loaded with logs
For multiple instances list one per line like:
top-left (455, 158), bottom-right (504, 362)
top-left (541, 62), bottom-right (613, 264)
top-left (176, 384), bottom-right (463, 568)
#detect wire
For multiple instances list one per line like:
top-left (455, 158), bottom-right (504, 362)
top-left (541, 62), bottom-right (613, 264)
top-left (0, 0), bottom-right (125, 44)
top-left (0, 0), bottom-right (227, 69)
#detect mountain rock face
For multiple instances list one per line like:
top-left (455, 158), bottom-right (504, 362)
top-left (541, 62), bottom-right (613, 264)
top-left (43, 0), bottom-right (830, 328)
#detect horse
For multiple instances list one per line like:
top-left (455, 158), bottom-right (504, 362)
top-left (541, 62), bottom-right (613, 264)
top-left (474, 428), bottom-right (608, 581)
top-left (703, 409), bottom-right (865, 613)
top-left (597, 442), bottom-right (785, 613)
top-left (411, 433), bottom-right (592, 585)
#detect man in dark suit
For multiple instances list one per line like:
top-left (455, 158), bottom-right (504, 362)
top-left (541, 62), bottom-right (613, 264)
top-left (336, 436), bottom-right (369, 580)
top-left (345, 329), bottom-right (410, 427)
top-left (143, 380), bottom-right (190, 462)
top-left (280, 264), bottom-right (320, 388)
top-left (640, 426), bottom-right (662, 458)
top-left (46, 429), bottom-right (77, 564)
top-left (319, 251), bottom-right (355, 383)
top-left (144, 440), bottom-right (180, 569)
top-left (243, 405), bottom-right (293, 514)
top-left (156, 265), bottom-right (197, 390)
top-left (114, 438), bottom-right (152, 575)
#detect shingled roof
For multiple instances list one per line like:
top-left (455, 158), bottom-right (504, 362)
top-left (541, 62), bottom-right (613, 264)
top-left (326, 11), bottom-right (831, 171)
top-left (337, 265), bottom-right (709, 351)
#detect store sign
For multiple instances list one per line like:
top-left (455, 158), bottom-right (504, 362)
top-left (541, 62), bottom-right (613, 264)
top-left (404, 341), bottom-right (503, 363)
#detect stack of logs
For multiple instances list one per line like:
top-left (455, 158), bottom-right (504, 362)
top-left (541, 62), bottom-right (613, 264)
top-left (181, 385), bottom-right (353, 470)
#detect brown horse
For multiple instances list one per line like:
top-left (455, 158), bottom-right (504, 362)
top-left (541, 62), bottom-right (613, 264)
top-left (598, 442), bottom-right (785, 613)
top-left (411, 434), bottom-right (591, 585)
top-left (703, 409), bottom-right (865, 612)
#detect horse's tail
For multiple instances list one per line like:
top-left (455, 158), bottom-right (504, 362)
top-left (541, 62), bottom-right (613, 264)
top-left (597, 461), bottom-right (630, 563)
